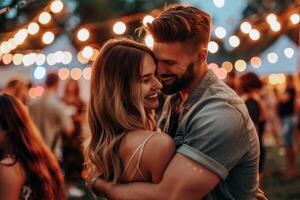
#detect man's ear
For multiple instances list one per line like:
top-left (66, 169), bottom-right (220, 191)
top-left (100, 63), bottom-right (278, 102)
top-left (197, 49), bottom-right (207, 63)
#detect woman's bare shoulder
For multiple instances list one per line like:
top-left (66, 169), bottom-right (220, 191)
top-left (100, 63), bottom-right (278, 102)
top-left (0, 160), bottom-right (26, 187)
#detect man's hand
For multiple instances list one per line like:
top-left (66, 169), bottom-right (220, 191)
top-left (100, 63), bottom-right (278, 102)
top-left (257, 188), bottom-right (268, 200)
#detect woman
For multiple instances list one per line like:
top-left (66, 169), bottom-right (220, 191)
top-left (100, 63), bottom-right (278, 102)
top-left (0, 94), bottom-right (65, 200)
top-left (85, 38), bottom-right (175, 187)
top-left (239, 72), bottom-right (266, 186)
top-left (61, 79), bottom-right (86, 182)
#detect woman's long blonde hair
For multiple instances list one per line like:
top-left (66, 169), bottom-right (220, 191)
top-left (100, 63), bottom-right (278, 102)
top-left (85, 38), bottom-right (156, 183)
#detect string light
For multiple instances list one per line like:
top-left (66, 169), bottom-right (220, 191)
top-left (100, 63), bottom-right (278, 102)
top-left (50, 0), bottom-right (64, 14)
top-left (145, 35), bottom-right (154, 48)
top-left (28, 22), bottom-right (39, 35)
top-left (221, 61), bottom-right (233, 72)
top-left (249, 29), bottom-right (260, 41)
top-left (290, 13), bottom-right (300, 25)
top-left (36, 54), bottom-right (46, 65)
top-left (240, 22), bottom-right (252, 34)
top-left (77, 28), bottom-right (90, 42)
top-left (267, 52), bottom-right (278, 64)
top-left (39, 12), bottom-right (51, 25)
top-left (213, 0), bottom-right (225, 8)
top-left (34, 66), bottom-right (47, 80)
top-left (234, 59), bottom-right (246, 72)
top-left (250, 56), bottom-right (261, 68)
top-left (229, 35), bottom-right (240, 47)
top-left (208, 41), bottom-right (219, 53)
top-left (113, 21), bottom-right (126, 35)
top-left (266, 13), bottom-right (277, 24)
top-left (83, 67), bottom-right (92, 80)
top-left (42, 31), bottom-right (55, 44)
top-left (71, 68), bottom-right (82, 80)
top-left (58, 67), bottom-right (70, 80)
top-left (13, 53), bottom-right (23, 65)
top-left (82, 46), bottom-right (93, 59)
top-left (284, 48), bottom-right (294, 58)
top-left (143, 15), bottom-right (154, 26)
top-left (215, 26), bottom-right (227, 39)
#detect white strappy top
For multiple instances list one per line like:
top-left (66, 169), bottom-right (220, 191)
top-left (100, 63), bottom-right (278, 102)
top-left (120, 133), bottom-right (157, 182)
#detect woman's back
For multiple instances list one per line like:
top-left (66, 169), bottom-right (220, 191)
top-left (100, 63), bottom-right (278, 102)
top-left (119, 130), bottom-right (175, 183)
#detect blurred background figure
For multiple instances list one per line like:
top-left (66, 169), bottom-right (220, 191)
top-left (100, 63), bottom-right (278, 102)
top-left (2, 77), bottom-right (30, 105)
top-left (277, 74), bottom-right (297, 179)
top-left (61, 79), bottom-right (86, 198)
top-left (28, 73), bottom-right (73, 161)
top-left (0, 94), bottom-right (65, 200)
top-left (239, 72), bottom-right (267, 186)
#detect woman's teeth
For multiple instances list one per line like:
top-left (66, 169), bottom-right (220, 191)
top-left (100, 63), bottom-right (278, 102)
top-left (145, 93), bottom-right (158, 99)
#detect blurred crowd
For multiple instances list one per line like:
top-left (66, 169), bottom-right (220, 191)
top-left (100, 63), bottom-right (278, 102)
top-left (0, 70), bottom-right (300, 198)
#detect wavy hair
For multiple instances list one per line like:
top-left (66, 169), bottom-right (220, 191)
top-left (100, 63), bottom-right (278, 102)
top-left (0, 94), bottom-right (65, 200)
top-left (85, 38), bottom-right (156, 183)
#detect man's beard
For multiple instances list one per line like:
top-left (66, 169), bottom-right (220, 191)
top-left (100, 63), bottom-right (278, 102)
top-left (161, 62), bottom-right (195, 95)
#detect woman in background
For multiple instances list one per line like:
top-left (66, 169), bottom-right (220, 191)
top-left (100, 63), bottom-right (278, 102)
top-left (0, 94), bottom-right (65, 200)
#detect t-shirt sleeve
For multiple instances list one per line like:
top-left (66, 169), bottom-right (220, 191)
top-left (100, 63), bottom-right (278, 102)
top-left (177, 99), bottom-right (250, 180)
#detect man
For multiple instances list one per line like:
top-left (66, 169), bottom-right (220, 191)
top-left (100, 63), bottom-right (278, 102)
top-left (90, 5), bottom-right (261, 200)
top-left (28, 73), bottom-right (73, 159)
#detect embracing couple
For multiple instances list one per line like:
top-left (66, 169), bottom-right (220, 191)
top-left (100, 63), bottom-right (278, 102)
top-left (85, 5), bottom-right (266, 200)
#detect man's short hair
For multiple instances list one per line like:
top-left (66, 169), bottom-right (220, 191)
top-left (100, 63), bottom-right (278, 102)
top-left (45, 73), bottom-right (59, 88)
top-left (145, 5), bottom-right (211, 47)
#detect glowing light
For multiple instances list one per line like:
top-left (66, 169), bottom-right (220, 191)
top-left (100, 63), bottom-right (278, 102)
top-left (13, 53), bottom-right (23, 65)
top-left (77, 51), bottom-right (89, 64)
top-left (266, 13), bottom-right (277, 24)
top-left (213, 0), bottom-right (225, 8)
top-left (229, 35), bottom-right (240, 47)
top-left (54, 51), bottom-right (64, 63)
top-left (28, 88), bottom-right (37, 98)
top-left (290, 14), bottom-right (300, 25)
top-left (240, 22), bottom-right (252, 34)
top-left (71, 68), bottom-right (82, 80)
top-left (35, 86), bottom-right (44, 97)
top-left (77, 28), bottom-right (90, 42)
top-left (63, 51), bottom-right (72, 64)
top-left (270, 21), bottom-right (281, 32)
top-left (215, 68), bottom-right (227, 79)
top-left (284, 48), bottom-right (294, 58)
top-left (249, 29), bottom-right (260, 41)
top-left (14, 29), bottom-right (28, 45)
top-left (42, 31), bottom-right (55, 44)
top-left (145, 35), bottom-right (154, 49)
top-left (215, 26), bottom-right (227, 39)
top-left (34, 66), bottom-right (47, 80)
top-left (268, 74), bottom-right (277, 85)
top-left (221, 61), bottom-right (233, 72)
top-left (47, 53), bottom-right (56, 65)
top-left (83, 67), bottom-right (92, 80)
top-left (113, 21), bottom-right (126, 35)
top-left (234, 59), bottom-right (247, 72)
top-left (250, 57), bottom-right (261, 68)
top-left (28, 22), bottom-right (39, 35)
top-left (23, 53), bottom-right (36, 67)
top-left (8, 39), bottom-right (17, 50)
top-left (1, 41), bottom-right (11, 54)
top-left (2, 54), bottom-right (12, 65)
top-left (58, 68), bottom-right (70, 80)
top-left (207, 63), bottom-right (219, 72)
top-left (90, 48), bottom-right (100, 61)
top-left (267, 52), bottom-right (278, 64)
top-left (82, 46), bottom-right (93, 59)
top-left (50, 0), bottom-right (64, 13)
top-left (208, 41), bottom-right (219, 54)
top-left (36, 54), bottom-right (46, 65)
top-left (277, 73), bottom-right (286, 84)
top-left (39, 12), bottom-right (51, 24)
top-left (143, 15), bottom-right (154, 26)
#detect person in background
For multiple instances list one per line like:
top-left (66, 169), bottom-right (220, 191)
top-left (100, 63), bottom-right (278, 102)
top-left (0, 94), bottom-right (65, 200)
top-left (3, 77), bottom-right (30, 105)
top-left (239, 72), bottom-right (267, 187)
top-left (28, 73), bottom-right (73, 160)
top-left (61, 79), bottom-right (86, 197)
top-left (277, 74), bottom-right (297, 179)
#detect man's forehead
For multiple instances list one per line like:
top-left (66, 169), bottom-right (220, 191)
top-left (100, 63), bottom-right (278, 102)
top-left (153, 42), bottom-right (187, 60)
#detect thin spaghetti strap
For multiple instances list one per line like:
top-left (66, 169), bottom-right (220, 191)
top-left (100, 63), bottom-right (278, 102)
top-left (130, 132), bottom-right (158, 181)
top-left (121, 132), bottom-right (158, 181)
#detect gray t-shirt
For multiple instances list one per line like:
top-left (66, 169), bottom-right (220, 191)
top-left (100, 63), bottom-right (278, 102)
top-left (159, 70), bottom-right (259, 200)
